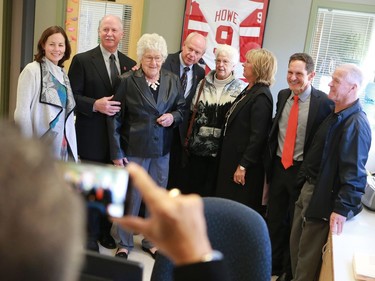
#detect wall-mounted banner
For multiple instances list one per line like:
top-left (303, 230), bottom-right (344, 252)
top-left (182, 0), bottom-right (270, 78)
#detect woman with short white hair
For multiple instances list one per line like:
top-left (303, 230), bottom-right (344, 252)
top-left (186, 44), bottom-right (246, 197)
top-left (107, 33), bottom-right (186, 259)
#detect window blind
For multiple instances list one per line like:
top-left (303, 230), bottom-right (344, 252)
top-left (77, 0), bottom-right (132, 56)
top-left (308, 8), bottom-right (375, 94)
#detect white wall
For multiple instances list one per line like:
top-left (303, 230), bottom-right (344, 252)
top-left (142, 0), bottom-right (186, 53)
top-left (262, 0), bottom-right (313, 96)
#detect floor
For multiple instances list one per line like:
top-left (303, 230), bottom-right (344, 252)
top-left (99, 234), bottom-right (279, 281)
top-left (99, 234), bottom-right (155, 281)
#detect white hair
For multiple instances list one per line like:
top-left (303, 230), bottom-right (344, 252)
top-left (215, 44), bottom-right (240, 66)
top-left (98, 15), bottom-right (123, 31)
top-left (136, 33), bottom-right (168, 62)
top-left (337, 63), bottom-right (364, 91)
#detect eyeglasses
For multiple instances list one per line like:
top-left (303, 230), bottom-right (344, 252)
top-left (215, 59), bottom-right (231, 65)
top-left (143, 56), bottom-right (163, 63)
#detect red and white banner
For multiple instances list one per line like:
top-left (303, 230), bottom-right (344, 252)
top-left (182, 0), bottom-right (270, 78)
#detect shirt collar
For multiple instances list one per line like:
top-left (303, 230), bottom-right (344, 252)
top-left (179, 53), bottom-right (191, 71)
top-left (100, 44), bottom-right (118, 61)
top-left (292, 84), bottom-right (312, 102)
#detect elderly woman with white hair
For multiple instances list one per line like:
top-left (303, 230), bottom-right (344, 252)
top-left (107, 33), bottom-right (185, 259)
top-left (186, 44), bottom-right (246, 197)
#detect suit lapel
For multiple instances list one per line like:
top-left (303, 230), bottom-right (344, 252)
top-left (226, 86), bottom-right (253, 127)
top-left (187, 64), bottom-right (199, 100)
top-left (305, 87), bottom-right (320, 143)
top-left (91, 47), bottom-right (112, 93)
top-left (170, 54), bottom-right (181, 76)
top-left (227, 84), bottom-right (270, 127)
top-left (118, 54), bottom-right (130, 74)
top-left (270, 90), bottom-right (291, 137)
top-left (156, 70), bottom-right (167, 106)
top-left (133, 69), bottom-right (157, 109)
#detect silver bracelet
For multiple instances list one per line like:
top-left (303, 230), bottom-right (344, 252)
top-left (201, 250), bottom-right (223, 262)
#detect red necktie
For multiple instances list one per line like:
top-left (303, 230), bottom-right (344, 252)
top-left (281, 95), bottom-right (299, 169)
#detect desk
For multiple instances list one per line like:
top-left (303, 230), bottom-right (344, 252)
top-left (319, 207), bottom-right (375, 281)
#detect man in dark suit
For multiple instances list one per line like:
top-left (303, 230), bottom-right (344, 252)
top-left (68, 14), bottom-right (136, 252)
top-left (163, 32), bottom-right (206, 192)
top-left (264, 53), bottom-right (333, 281)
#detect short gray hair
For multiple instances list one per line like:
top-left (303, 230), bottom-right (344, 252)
top-left (98, 15), bottom-right (123, 31)
top-left (136, 33), bottom-right (168, 62)
top-left (215, 44), bottom-right (240, 66)
top-left (337, 63), bottom-right (364, 90)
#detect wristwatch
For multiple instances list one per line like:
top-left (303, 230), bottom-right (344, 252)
top-left (201, 250), bottom-right (224, 262)
top-left (239, 165), bottom-right (246, 171)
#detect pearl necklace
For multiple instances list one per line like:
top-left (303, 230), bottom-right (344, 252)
top-left (146, 79), bottom-right (160, 91)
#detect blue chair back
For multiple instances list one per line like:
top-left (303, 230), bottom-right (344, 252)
top-left (151, 197), bottom-right (271, 281)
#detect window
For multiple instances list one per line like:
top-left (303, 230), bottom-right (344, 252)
top-left (306, 1), bottom-right (375, 170)
top-left (308, 8), bottom-right (375, 95)
top-left (78, 1), bottom-right (133, 56)
top-left (65, 0), bottom-right (144, 69)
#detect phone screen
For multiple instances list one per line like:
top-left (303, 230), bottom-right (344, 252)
top-left (58, 161), bottom-right (130, 218)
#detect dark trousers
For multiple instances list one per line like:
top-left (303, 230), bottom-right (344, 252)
top-left (87, 202), bottom-right (112, 241)
top-left (167, 129), bottom-right (189, 193)
top-left (267, 157), bottom-right (302, 276)
top-left (187, 154), bottom-right (219, 197)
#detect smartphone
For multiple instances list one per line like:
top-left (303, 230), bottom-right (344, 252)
top-left (58, 161), bottom-right (130, 218)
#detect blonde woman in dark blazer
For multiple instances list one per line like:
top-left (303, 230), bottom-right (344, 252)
top-left (216, 49), bottom-right (277, 216)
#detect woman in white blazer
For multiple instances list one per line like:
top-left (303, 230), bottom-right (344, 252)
top-left (14, 26), bottom-right (77, 162)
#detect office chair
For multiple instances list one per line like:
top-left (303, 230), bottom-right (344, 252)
top-left (151, 197), bottom-right (271, 281)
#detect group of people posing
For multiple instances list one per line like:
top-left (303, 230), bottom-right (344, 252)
top-left (14, 13), bottom-right (371, 281)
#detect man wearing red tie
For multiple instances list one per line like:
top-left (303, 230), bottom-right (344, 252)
top-left (264, 53), bottom-right (333, 281)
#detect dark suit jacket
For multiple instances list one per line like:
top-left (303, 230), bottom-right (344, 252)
top-left (264, 86), bottom-right (333, 181)
top-left (162, 51), bottom-right (205, 144)
top-left (216, 83), bottom-right (273, 209)
top-left (68, 46), bottom-right (136, 163)
top-left (108, 68), bottom-right (186, 159)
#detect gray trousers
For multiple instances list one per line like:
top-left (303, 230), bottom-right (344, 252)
top-left (112, 154), bottom-right (170, 251)
top-left (290, 181), bottom-right (330, 281)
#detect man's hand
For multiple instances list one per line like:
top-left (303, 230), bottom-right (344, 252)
top-left (93, 95), bottom-right (121, 116)
top-left (330, 212), bottom-right (347, 235)
top-left (131, 65), bottom-right (140, 71)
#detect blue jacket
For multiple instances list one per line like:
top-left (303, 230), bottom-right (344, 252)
top-left (304, 100), bottom-right (371, 220)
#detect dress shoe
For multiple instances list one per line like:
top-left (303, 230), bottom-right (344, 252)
top-left (141, 246), bottom-right (157, 259)
top-left (115, 248), bottom-right (128, 259)
top-left (276, 272), bottom-right (292, 281)
top-left (98, 234), bottom-right (116, 249)
top-left (86, 239), bottom-right (99, 252)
